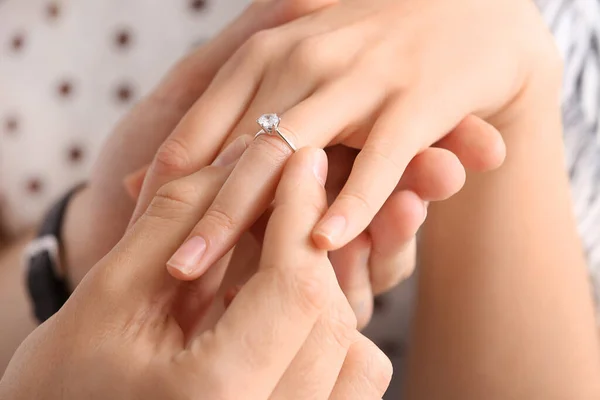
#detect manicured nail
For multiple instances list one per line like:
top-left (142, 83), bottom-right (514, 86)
top-left (314, 215), bottom-right (347, 246)
top-left (211, 135), bottom-right (249, 167)
top-left (167, 236), bottom-right (207, 276)
top-left (312, 149), bottom-right (327, 186)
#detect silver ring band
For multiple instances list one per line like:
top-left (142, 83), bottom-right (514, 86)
top-left (256, 113), bottom-right (297, 152)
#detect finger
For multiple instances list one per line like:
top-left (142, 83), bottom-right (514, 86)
top-left (326, 144), bottom-right (465, 203)
top-left (326, 146), bottom-right (422, 304)
top-left (131, 0), bottom-right (336, 225)
top-left (369, 190), bottom-right (424, 295)
top-left (100, 0), bottom-right (299, 202)
top-left (270, 287), bottom-right (357, 399)
top-left (436, 114), bottom-right (506, 172)
top-left (123, 164), bottom-right (149, 201)
top-left (101, 136), bottom-right (249, 303)
top-left (164, 132), bottom-right (293, 280)
top-left (130, 38), bottom-right (269, 226)
top-left (170, 69), bottom-right (387, 279)
top-left (185, 148), bottom-right (335, 398)
top-left (220, 23), bottom-right (367, 150)
top-left (329, 233), bottom-right (374, 329)
top-left (396, 148), bottom-right (466, 201)
top-left (164, 135), bottom-right (252, 279)
top-left (313, 93), bottom-right (464, 250)
top-left (186, 232), bottom-right (262, 337)
top-left (328, 334), bottom-right (393, 400)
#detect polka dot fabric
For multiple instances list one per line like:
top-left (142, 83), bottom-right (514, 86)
top-left (0, 0), bottom-right (250, 235)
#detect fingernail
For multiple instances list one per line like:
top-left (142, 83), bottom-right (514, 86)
top-left (312, 149), bottom-right (327, 186)
top-left (314, 215), bottom-right (347, 245)
top-left (211, 136), bottom-right (249, 167)
top-left (167, 236), bottom-right (207, 276)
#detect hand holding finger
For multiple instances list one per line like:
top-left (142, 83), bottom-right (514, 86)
top-left (131, 0), bottom-right (338, 227)
top-left (184, 148), bottom-right (337, 398)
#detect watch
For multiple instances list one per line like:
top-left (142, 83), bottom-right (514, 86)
top-left (24, 184), bottom-right (84, 323)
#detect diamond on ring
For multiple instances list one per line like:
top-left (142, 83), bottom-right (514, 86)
top-left (255, 113), bottom-right (297, 152)
top-left (257, 113), bottom-right (280, 133)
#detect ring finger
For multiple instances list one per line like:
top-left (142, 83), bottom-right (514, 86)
top-left (167, 70), bottom-right (386, 280)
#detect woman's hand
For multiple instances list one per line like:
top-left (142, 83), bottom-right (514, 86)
top-left (0, 148), bottom-right (392, 399)
top-left (61, 0), bottom-right (336, 287)
top-left (132, 0), bottom-right (551, 286)
top-left (125, 139), bottom-right (493, 328)
top-left (63, 0), bottom-right (428, 326)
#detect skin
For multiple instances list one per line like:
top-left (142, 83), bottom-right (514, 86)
top-left (171, 58), bottom-right (600, 398)
top-left (128, 0), bottom-right (539, 294)
top-left (0, 0), bottom-right (505, 371)
top-left (404, 63), bottom-right (600, 398)
top-left (1, 2), bottom-right (598, 395)
top-left (124, 133), bottom-right (503, 329)
top-left (1, 0), bottom-right (311, 371)
top-left (0, 148), bottom-right (392, 399)
top-left (127, 0), bottom-right (513, 319)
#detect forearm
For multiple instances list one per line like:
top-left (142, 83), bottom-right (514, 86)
top-left (0, 234), bottom-right (37, 375)
top-left (405, 100), bottom-right (600, 398)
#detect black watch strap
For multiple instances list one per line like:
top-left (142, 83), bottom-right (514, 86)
top-left (25, 184), bottom-right (84, 323)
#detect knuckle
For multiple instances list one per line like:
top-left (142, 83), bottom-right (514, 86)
top-left (244, 30), bottom-right (278, 60)
top-left (279, 260), bottom-right (331, 317)
top-left (352, 337), bottom-right (394, 394)
top-left (337, 189), bottom-right (376, 217)
top-left (358, 145), bottom-right (403, 176)
top-left (145, 180), bottom-right (199, 221)
top-left (156, 180), bottom-right (199, 206)
top-left (327, 297), bottom-right (358, 349)
top-left (202, 206), bottom-right (238, 234)
top-left (365, 44), bottom-right (410, 87)
top-left (288, 37), bottom-right (337, 77)
top-left (154, 137), bottom-right (192, 177)
top-left (366, 349), bottom-right (394, 393)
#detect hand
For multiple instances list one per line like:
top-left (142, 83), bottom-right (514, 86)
top-left (60, 0), bottom-right (334, 287)
top-left (126, 132), bottom-right (499, 328)
top-left (130, 0), bottom-right (536, 310)
top-left (0, 148), bottom-right (392, 400)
